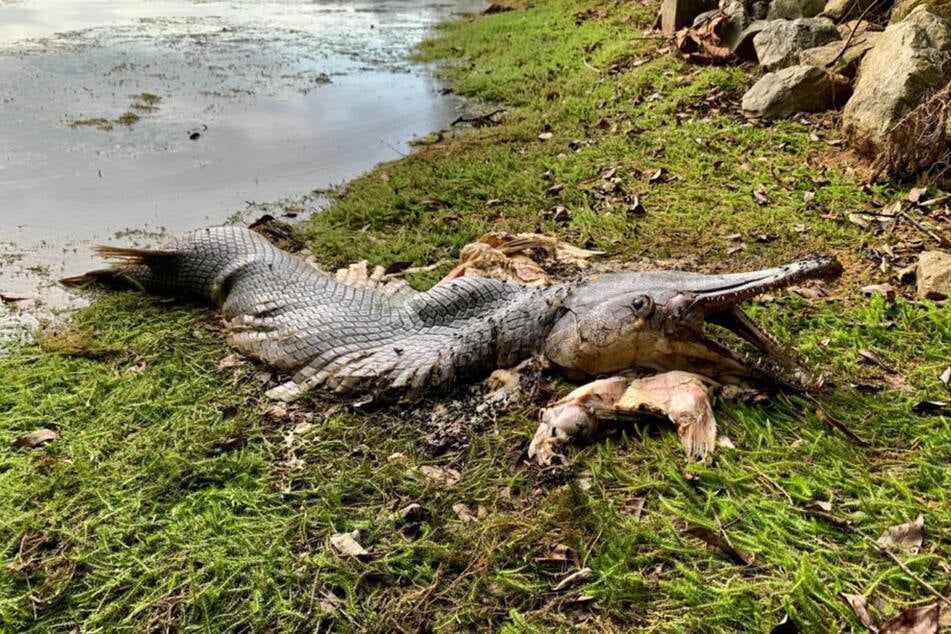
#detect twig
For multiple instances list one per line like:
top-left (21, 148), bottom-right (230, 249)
top-left (450, 108), bottom-right (505, 127)
top-left (825, 0), bottom-right (887, 69)
top-left (803, 394), bottom-right (871, 446)
top-left (899, 209), bottom-right (951, 247)
top-left (919, 193), bottom-right (951, 207)
top-left (862, 534), bottom-right (951, 609)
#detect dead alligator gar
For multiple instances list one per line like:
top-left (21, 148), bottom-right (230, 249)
top-left (62, 226), bottom-right (842, 399)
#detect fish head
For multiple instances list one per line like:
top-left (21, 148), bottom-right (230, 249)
top-left (543, 255), bottom-right (843, 390)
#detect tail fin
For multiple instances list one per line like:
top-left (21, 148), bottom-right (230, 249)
top-left (60, 246), bottom-right (177, 289)
top-left (91, 245), bottom-right (177, 264)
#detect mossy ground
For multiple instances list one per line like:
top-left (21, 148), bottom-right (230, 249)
top-left (3, 1), bottom-right (951, 631)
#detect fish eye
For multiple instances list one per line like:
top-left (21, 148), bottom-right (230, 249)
top-left (631, 295), bottom-right (653, 315)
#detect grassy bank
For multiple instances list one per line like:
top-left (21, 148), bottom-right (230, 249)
top-left (3, 0), bottom-right (951, 631)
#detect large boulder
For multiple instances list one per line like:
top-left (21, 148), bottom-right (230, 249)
top-left (753, 18), bottom-right (841, 70)
top-left (821, 0), bottom-right (880, 20)
top-left (842, 5), bottom-right (951, 154)
top-left (733, 19), bottom-right (769, 59)
top-left (767, 0), bottom-right (826, 19)
top-left (742, 64), bottom-right (852, 118)
top-left (799, 31), bottom-right (881, 78)
top-left (659, 0), bottom-right (721, 33)
top-left (892, 0), bottom-right (951, 22)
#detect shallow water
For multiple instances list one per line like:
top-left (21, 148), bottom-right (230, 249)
top-left (0, 0), bottom-right (481, 334)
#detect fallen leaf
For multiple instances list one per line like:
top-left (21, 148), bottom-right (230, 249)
top-left (674, 11), bottom-right (737, 65)
top-left (849, 213), bottom-right (872, 230)
top-left (537, 132), bottom-right (553, 141)
top-left (627, 194), bottom-right (646, 216)
top-left (12, 429), bottom-right (58, 448)
top-left (684, 525), bottom-right (754, 565)
top-left (876, 514), bottom-right (924, 554)
top-left (880, 603), bottom-right (939, 634)
top-left (546, 183), bottom-right (565, 195)
top-left (753, 189), bottom-right (770, 206)
top-left (726, 243), bottom-right (747, 255)
top-left (329, 531), bottom-right (369, 559)
top-left (721, 233), bottom-right (743, 241)
top-left (939, 367), bottom-right (951, 387)
top-left (548, 205), bottom-right (572, 223)
top-left (551, 567), bottom-right (593, 591)
top-left (648, 167), bottom-right (668, 183)
top-left (907, 187), bottom-right (928, 204)
top-left (839, 593), bottom-right (878, 632)
top-left (858, 349), bottom-right (895, 373)
top-left (803, 190), bottom-right (816, 204)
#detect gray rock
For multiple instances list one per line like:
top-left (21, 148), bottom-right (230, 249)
top-left (660, 0), bottom-right (721, 33)
top-left (742, 64), bottom-right (853, 118)
top-left (799, 31), bottom-right (881, 78)
top-left (821, 0), bottom-right (879, 20)
top-left (767, 0), bottom-right (826, 19)
top-left (917, 250), bottom-right (951, 299)
top-left (842, 5), bottom-right (951, 153)
top-left (753, 18), bottom-right (842, 71)
top-left (733, 19), bottom-right (769, 59)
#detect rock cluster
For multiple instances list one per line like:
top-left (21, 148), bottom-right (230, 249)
top-left (663, 0), bottom-right (951, 162)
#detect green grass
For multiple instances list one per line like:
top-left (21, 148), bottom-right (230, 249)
top-left (5, 0), bottom-right (951, 631)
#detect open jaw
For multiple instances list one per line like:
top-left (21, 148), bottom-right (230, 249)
top-left (667, 255), bottom-right (843, 390)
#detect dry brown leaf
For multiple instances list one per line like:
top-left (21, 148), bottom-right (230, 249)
top-left (12, 428), bottom-right (58, 449)
top-left (329, 531), bottom-right (369, 559)
top-left (839, 593), bottom-right (878, 632)
top-left (876, 514), bottom-right (924, 554)
top-left (859, 349), bottom-right (895, 373)
top-left (674, 11), bottom-right (737, 65)
top-left (880, 603), bottom-right (940, 634)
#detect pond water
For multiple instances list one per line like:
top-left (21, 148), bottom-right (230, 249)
top-left (0, 0), bottom-right (481, 335)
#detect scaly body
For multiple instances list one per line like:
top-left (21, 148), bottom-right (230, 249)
top-left (65, 226), bottom-right (842, 399)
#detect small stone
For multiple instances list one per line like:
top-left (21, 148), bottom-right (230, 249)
top-left (916, 250), bottom-right (951, 299)
top-left (753, 18), bottom-right (841, 71)
top-left (742, 65), bottom-right (852, 119)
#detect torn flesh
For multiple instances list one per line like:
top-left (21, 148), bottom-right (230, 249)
top-left (529, 371), bottom-right (719, 465)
